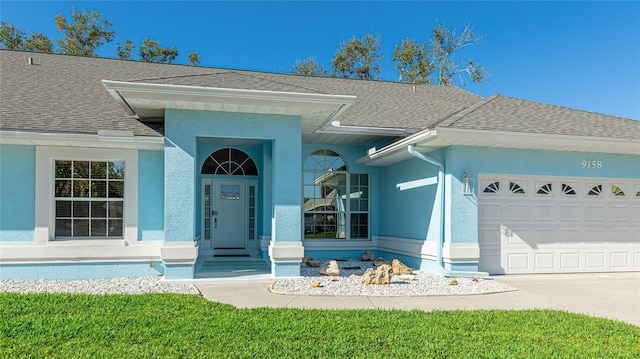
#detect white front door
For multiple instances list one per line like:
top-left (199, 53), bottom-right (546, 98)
top-left (213, 180), bottom-right (246, 249)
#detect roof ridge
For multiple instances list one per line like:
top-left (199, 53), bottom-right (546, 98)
top-left (128, 70), bottom-right (232, 83)
top-left (436, 94), bottom-right (500, 128)
top-left (230, 70), bottom-right (330, 95)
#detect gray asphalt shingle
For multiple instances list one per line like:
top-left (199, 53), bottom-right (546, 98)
top-left (439, 95), bottom-right (640, 139)
top-left (1, 50), bottom-right (638, 140)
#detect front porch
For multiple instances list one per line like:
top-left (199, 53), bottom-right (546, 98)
top-left (193, 257), bottom-right (272, 283)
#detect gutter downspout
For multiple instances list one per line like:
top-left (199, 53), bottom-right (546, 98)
top-left (407, 144), bottom-right (488, 278)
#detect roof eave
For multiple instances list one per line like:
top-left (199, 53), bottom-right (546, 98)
top-left (436, 127), bottom-right (640, 155)
top-left (101, 80), bottom-right (357, 124)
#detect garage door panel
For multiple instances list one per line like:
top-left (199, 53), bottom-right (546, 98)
top-left (582, 229), bottom-right (606, 245)
top-left (479, 177), bottom-right (639, 274)
top-left (479, 204), bottom-right (501, 221)
top-left (479, 227), bottom-right (501, 246)
top-left (608, 205), bottom-right (631, 223)
top-left (556, 228), bottom-right (580, 246)
top-left (584, 205), bottom-right (605, 222)
top-left (506, 253), bottom-right (529, 271)
top-left (505, 204), bottom-right (529, 221)
top-left (558, 205), bottom-right (581, 221)
top-left (610, 252), bottom-right (630, 268)
top-left (533, 253), bottom-right (555, 271)
top-left (585, 252), bottom-right (606, 270)
top-left (559, 252), bottom-right (581, 270)
top-left (503, 227), bottom-right (533, 247)
top-left (533, 204), bottom-right (556, 221)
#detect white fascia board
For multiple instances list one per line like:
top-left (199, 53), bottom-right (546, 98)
top-left (356, 128), bottom-right (445, 166)
top-left (0, 130), bottom-right (164, 150)
top-left (316, 120), bottom-right (420, 136)
top-left (102, 80), bottom-right (356, 117)
top-left (436, 127), bottom-right (640, 155)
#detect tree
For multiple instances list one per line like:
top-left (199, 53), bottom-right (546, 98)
top-left (187, 51), bottom-right (201, 66)
top-left (0, 22), bottom-right (53, 53)
top-left (116, 39), bottom-right (135, 60)
top-left (25, 33), bottom-right (54, 53)
top-left (430, 21), bottom-right (485, 86)
top-left (291, 56), bottom-right (328, 77)
top-left (54, 7), bottom-right (115, 56)
top-left (0, 22), bottom-right (26, 50)
top-left (331, 33), bottom-right (383, 80)
top-left (138, 37), bottom-right (178, 64)
top-left (392, 38), bottom-right (433, 84)
top-left (393, 21), bottom-right (486, 86)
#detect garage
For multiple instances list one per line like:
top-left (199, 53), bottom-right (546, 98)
top-left (478, 176), bottom-right (640, 274)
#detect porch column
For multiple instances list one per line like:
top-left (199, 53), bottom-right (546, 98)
top-left (268, 121), bottom-right (304, 277)
top-left (161, 119), bottom-right (198, 279)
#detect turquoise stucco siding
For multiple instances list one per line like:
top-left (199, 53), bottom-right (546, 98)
top-left (378, 152), bottom-right (442, 241)
top-left (164, 109), bottom-right (302, 246)
top-left (446, 146), bottom-right (640, 245)
top-left (138, 150), bottom-right (164, 241)
top-left (0, 144), bottom-right (35, 242)
top-left (375, 145), bottom-right (640, 248)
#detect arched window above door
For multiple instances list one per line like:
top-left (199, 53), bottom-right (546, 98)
top-left (201, 148), bottom-right (258, 176)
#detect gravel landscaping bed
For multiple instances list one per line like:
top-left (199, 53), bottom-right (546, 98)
top-left (1, 260), bottom-right (513, 297)
top-left (0, 276), bottom-right (200, 295)
top-left (270, 259), bottom-right (513, 296)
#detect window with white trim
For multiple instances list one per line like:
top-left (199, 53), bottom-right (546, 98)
top-left (54, 160), bottom-right (124, 238)
top-left (303, 149), bottom-right (369, 240)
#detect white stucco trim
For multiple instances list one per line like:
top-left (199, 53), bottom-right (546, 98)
top-left (0, 130), bottom-right (164, 150)
top-left (102, 80), bottom-right (356, 121)
top-left (8, 147), bottom-right (144, 260)
top-left (375, 236), bottom-right (480, 264)
top-left (436, 127), bottom-right (640, 155)
top-left (302, 239), bottom-right (375, 251)
top-left (268, 241), bottom-right (305, 262)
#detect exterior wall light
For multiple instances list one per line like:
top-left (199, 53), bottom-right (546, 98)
top-left (462, 170), bottom-right (474, 195)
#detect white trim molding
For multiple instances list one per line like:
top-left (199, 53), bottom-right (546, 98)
top-left (436, 127), bottom-right (640, 155)
top-left (268, 240), bottom-right (304, 263)
top-left (102, 80), bottom-right (356, 124)
top-left (375, 236), bottom-right (480, 264)
top-left (0, 130), bottom-right (164, 150)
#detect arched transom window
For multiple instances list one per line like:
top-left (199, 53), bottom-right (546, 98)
top-left (303, 149), bottom-right (368, 240)
top-left (201, 148), bottom-right (258, 176)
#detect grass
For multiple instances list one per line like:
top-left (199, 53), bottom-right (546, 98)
top-left (1, 293), bottom-right (639, 358)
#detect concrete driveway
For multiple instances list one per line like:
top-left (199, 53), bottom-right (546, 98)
top-left (196, 272), bottom-right (640, 326)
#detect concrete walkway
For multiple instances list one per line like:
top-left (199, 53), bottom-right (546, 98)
top-left (195, 272), bottom-right (640, 326)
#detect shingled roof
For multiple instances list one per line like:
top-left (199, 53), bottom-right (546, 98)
top-left (0, 50), bottom-right (481, 137)
top-left (438, 94), bottom-right (640, 139)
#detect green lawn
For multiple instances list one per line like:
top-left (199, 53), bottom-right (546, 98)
top-left (1, 293), bottom-right (638, 358)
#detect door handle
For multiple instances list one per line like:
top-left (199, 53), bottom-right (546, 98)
top-left (214, 217), bottom-right (218, 229)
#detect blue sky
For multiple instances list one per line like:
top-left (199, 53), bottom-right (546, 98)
top-left (2, 1), bottom-right (639, 120)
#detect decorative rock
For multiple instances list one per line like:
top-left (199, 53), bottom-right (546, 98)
top-left (319, 260), bottom-right (340, 276)
top-left (360, 250), bottom-right (376, 261)
top-left (373, 257), bottom-right (391, 267)
top-left (391, 259), bottom-right (413, 275)
top-left (360, 264), bottom-right (393, 285)
top-left (310, 281), bottom-right (321, 288)
top-left (302, 256), bottom-right (312, 264)
top-left (306, 259), bottom-right (320, 268)
top-left (449, 279), bottom-right (458, 286)
top-left (398, 274), bottom-right (416, 281)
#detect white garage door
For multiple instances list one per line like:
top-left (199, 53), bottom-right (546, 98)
top-left (479, 177), bottom-right (640, 274)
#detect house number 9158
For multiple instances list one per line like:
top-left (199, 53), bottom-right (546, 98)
top-left (581, 160), bottom-right (602, 168)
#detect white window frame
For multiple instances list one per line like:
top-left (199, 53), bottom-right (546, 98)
top-left (35, 146), bottom-right (138, 246)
